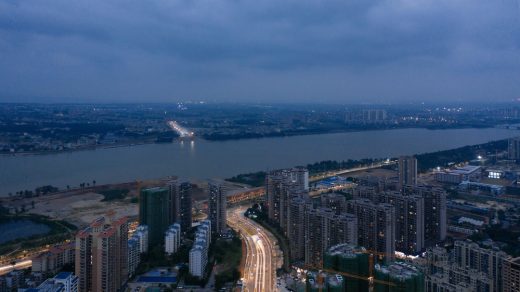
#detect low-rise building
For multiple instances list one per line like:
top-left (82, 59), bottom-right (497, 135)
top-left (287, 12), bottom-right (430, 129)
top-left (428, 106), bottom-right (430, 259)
top-left (31, 242), bottom-right (75, 275)
top-left (24, 272), bottom-right (78, 292)
top-left (435, 165), bottom-right (481, 184)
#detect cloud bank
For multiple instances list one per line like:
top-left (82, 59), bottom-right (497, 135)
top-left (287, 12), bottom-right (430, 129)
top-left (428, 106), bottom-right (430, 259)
top-left (0, 0), bottom-right (519, 103)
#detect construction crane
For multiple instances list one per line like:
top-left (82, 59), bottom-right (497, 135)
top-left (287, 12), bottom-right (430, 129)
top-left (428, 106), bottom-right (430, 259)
top-left (305, 267), bottom-right (397, 292)
top-left (304, 249), bottom-right (399, 292)
top-left (135, 180), bottom-right (142, 219)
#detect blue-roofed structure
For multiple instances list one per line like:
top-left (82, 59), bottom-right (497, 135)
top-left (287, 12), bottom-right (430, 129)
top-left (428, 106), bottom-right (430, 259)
top-left (26, 272), bottom-right (78, 292)
top-left (134, 268), bottom-right (178, 284)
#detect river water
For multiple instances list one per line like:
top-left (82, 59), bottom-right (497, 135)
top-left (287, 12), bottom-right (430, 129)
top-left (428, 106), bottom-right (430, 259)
top-left (0, 128), bottom-right (518, 196)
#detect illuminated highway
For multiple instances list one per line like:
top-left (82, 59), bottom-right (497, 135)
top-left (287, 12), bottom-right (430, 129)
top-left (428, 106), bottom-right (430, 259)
top-left (0, 260), bottom-right (32, 276)
top-left (309, 160), bottom-right (397, 182)
top-left (228, 206), bottom-right (281, 292)
top-left (167, 120), bottom-right (194, 138)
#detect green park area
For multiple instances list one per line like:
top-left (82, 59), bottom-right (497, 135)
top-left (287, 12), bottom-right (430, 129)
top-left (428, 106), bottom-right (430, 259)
top-left (213, 235), bottom-right (242, 290)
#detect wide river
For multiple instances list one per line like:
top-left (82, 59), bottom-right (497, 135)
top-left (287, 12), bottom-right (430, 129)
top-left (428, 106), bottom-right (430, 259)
top-left (0, 128), bottom-right (518, 196)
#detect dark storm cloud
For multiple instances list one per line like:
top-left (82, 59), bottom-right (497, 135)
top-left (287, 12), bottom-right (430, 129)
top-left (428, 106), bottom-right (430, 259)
top-left (0, 0), bottom-right (519, 103)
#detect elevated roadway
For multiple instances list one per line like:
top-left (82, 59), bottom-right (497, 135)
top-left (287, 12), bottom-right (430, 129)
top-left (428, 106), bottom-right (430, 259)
top-left (228, 207), bottom-right (281, 292)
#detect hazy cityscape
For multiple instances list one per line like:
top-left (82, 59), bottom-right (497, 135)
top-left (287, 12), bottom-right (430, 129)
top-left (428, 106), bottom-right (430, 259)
top-left (2, 1), bottom-right (520, 292)
top-left (2, 103), bottom-right (520, 154)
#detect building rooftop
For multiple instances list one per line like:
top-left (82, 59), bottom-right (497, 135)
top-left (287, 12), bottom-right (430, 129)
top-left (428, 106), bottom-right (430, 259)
top-left (375, 262), bottom-right (421, 280)
top-left (54, 272), bottom-right (72, 280)
top-left (449, 165), bottom-right (481, 175)
top-left (327, 243), bottom-right (366, 258)
top-left (142, 187), bottom-right (167, 193)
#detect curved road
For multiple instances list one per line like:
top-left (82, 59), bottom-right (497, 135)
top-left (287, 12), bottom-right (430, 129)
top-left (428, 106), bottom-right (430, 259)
top-left (228, 206), bottom-right (281, 292)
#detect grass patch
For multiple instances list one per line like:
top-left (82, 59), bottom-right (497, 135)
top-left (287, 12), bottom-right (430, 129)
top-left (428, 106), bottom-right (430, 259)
top-left (226, 171), bottom-right (266, 187)
top-left (214, 235), bottom-right (242, 290)
top-left (99, 189), bottom-right (129, 201)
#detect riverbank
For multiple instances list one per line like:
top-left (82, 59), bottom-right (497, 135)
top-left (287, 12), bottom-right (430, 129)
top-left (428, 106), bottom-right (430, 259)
top-left (0, 125), bottom-right (505, 157)
top-left (0, 141), bottom-right (154, 157)
top-left (202, 124), bottom-right (492, 141)
top-left (226, 138), bottom-right (509, 186)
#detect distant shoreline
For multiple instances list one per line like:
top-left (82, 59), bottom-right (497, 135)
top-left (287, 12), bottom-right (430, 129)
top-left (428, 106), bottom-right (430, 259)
top-left (0, 125), bottom-right (501, 157)
top-left (0, 141), bottom-right (153, 157)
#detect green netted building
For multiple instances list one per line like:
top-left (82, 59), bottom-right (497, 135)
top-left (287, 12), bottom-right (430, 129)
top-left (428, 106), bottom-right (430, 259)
top-left (323, 243), bottom-right (369, 292)
top-left (139, 187), bottom-right (170, 247)
top-left (374, 262), bottom-right (424, 292)
top-left (306, 272), bottom-right (346, 292)
top-left (327, 274), bottom-right (345, 292)
top-left (306, 271), bottom-right (326, 292)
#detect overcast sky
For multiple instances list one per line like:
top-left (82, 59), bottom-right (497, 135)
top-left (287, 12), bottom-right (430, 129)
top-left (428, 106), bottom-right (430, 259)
top-left (1, 0), bottom-right (519, 104)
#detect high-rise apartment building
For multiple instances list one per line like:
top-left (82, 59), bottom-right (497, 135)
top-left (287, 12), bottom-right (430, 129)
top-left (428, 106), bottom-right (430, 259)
top-left (320, 193), bottom-right (347, 215)
top-left (404, 185), bottom-right (447, 247)
top-left (133, 225), bottom-right (149, 253)
top-left (75, 214), bottom-right (128, 292)
top-left (345, 109), bottom-right (387, 124)
top-left (127, 224), bottom-right (147, 278)
top-left (352, 183), bottom-right (445, 253)
top-left (503, 257), bottom-right (520, 292)
top-left (208, 182), bottom-right (227, 236)
top-left (290, 167), bottom-right (309, 191)
top-left (425, 246), bottom-right (450, 276)
top-left (357, 175), bottom-right (393, 192)
top-left (508, 137), bottom-right (520, 160)
top-left (346, 199), bottom-right (395, 261)
top-left (323, 211), bottom-right (358, 252)
top-left (189, 220), bottom-right (211, 278)
top-left (352, 185), bottom-right (378, 202)
top-left (398, 156), bottom-right (417, 188)
top-left (266, 169), bottom-right (290, 231)
top-left (127, 237), bottom-right (140, 278)
top-left (304, 206), bottom-right (357, 267)
top-left (266, 167), bottom-right (308, 235)
top-left (425, 240), bottom-right (507, 292)
top-left (288, 197), bottom-right (308, 261)
top-left (379, 191), bottom-right (424, 254)
top-left (139, 187), bottom-right (170, 247)
top-left (454, 240), bottom-right (507, 292)
top-left (168, 180), bottom-right (193, 231)
top-left (304, 206), bottom-right (325, 267)
top-left (425, 266), bottom-right (491, 292)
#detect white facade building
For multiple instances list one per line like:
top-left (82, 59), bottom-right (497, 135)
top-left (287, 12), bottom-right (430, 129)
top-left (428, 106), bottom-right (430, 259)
top-left (134, 225), bottom-right (149, 253)
top-left (188, 220), bottom-right (212, 278)
top-left (30, 272), bottom-right (79, 292)
top-left (128, 237), bottom-right (140, 277)
top-left (165, 223), bottom-right (181, 255)
top-left (189, 243), bottom-right (207, 277)
top-left (435, 165), bottom-right (481, 184)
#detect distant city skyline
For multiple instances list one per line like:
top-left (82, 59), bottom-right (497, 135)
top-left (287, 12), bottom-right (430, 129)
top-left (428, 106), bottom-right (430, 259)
top-left (1, 0), bottom-right (519, 103)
